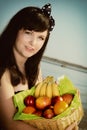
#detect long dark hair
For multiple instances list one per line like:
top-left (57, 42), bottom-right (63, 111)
top-left (0, 4), bottom-right (55, 88)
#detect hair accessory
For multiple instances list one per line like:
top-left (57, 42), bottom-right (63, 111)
top-left (42, 3), bottom-right (55, 31)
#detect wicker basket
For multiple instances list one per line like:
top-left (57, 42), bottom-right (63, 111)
top-left (13, 76), bottom-right (84, 130)
top-left (24, 105), bottom-right (84, 130)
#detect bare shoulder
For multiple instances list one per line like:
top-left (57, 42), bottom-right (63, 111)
top-left (0, 69), bottom-right (14, 97)
top-left (0, 69), bottom-right (10, 83)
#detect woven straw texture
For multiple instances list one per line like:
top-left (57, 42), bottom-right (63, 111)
top-left (24, 105), bottom-right (84, 130)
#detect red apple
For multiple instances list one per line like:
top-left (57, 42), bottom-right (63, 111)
top-left (34, 110), bottom-right (42, 117)
top-left (43, 108), bottom-right (55, 119)
top-left (51, 96), bottom-right (63, 105)
top-left (24, 95), bottom-right (35, 106)
top-left (35, 96), bottom-right (51, 110)
top-left (62, 93), bottom-right (74, 105)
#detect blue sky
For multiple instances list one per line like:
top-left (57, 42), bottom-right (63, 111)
top-left (0, 0), bottom-right (87, 67)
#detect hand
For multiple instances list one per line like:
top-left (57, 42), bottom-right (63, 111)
top-left (65, 121), bottom-right (78, 130)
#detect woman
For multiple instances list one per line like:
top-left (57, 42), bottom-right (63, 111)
top-left (0, 3), bottom-right (78, 130)
top-left (0, 3), bottom-right (55, 130)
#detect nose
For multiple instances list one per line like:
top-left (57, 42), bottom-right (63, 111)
top-left (29, 36), bottom-right (36, 46)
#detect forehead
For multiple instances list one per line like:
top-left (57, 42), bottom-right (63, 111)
top-left (20, 28), bottom-right (48, 37)
top-left (34, 30), bottom-right (48, 37)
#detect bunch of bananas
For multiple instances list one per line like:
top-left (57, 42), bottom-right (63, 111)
top-left (34, 76), bottom-right (59, 98)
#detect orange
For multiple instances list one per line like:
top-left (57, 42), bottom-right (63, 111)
top-left (54, 100), bottom-right (68, 115)
top-left (35, 96), bottom-right (51, 110)
top-left (22, 106), bottom-right (36, 114)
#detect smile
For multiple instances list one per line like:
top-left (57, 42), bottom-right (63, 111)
top-left (25, 45), bottom-right (34, 52)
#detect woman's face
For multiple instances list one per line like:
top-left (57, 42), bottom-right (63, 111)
top-left (14, 28), bottom-right (48, 60)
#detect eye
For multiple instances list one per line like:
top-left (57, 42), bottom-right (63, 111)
top-left (25, 30), bottom-right (32, 35)
top-left (38, 36), bottom-right (45, 41)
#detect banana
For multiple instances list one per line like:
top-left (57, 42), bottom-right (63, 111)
top-left (43, 76), bottom-right (54, 83)
top-left (35, 76), bottom-right (59, 98)
top-left (39, 82), bottom-right (47, 97)
top-left (46, 82), bottom-right (53, 98)
top-left (52, 82), bottom-right (60, 97)
top-left (34, 82), bottom-right (43, 98)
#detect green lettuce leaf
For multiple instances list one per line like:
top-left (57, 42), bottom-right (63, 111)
top-left (58, 75), bottom-right (76, 95)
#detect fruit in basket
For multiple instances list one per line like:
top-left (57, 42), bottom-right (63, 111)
top-left (34, 76), bottom-right (53, 98)
top-left (46, 82), bottom-right (53, 98)
top-left (54, 100), bottom-right (68, 115)
top-left (34, 76), bottom-right (59, 98)
top-left (22, 106), bottom-right (36, 114)
top-left (52, 82), bottom-right (60, 97)
top-left (62, 93), bottom-right (74, 105)
top-left (43, 76), bottom-right (54, 83)
top-left (35, 96), bottom-right (51, 110)
top-left (34, 82), bottom-right (43, 98)
top-left (43, 108), bottom-right (55, 119)
top-left (51, 96), bottom-right (63, 105)
top-left (34, 110), bottom-right (42, 117)
top-left (24, 95), bottom-right (35, 106)
top-left (39, 82), bottom-right (47, 97)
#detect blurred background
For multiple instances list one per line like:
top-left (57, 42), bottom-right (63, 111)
top-left (0, 0), bottom-right (87, 66)
top-left (0, 0), bottom-right (87, 129)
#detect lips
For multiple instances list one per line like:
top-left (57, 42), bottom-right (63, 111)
top-left (25, 45), bottom-right (34, 52)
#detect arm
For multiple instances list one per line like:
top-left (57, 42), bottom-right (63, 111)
top-left (0, 70), bottom-right (38, 130)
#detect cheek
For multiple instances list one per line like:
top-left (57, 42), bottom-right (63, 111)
top-left (39, 44), bottom-right (43, 49)
top-left (15, 40), bottom-right (23, 52)
top-left (36, 45), bottom-right (43, 53)
top-left (15, 36), bottom-right (25, 48)
top-left (37, 42), bottom-right (44, 50)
